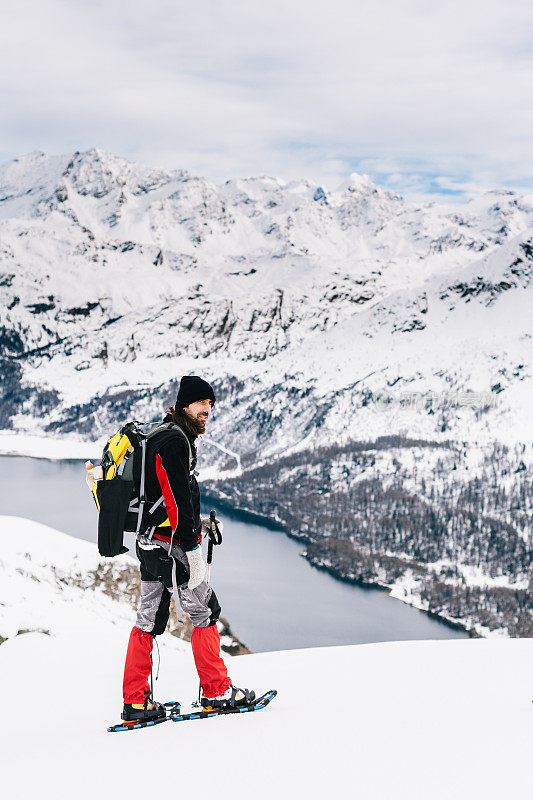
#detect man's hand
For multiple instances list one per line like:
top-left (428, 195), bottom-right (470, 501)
top-left (186, 545), bottom-right (206, 590)
top-left (201, 516), bottom-right (224, 537)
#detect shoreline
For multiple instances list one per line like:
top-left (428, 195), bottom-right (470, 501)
top-left (201, 491), bottom-right (286, 533)
top-left (0, 432), bottom-right (103, 461)
top-left (201, 491), bottom-right (476, 639)
top-left (300, 556), bottom-right (475, 637)
top-left (0, 444), bottom-right (489, 640)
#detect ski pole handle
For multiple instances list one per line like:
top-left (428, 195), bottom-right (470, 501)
top-left (207, 509), bottom-right (221, 566)
top-left (209, 509), bottom-right (222, 545)
top-left (207, 509), bottom-right (215, 564)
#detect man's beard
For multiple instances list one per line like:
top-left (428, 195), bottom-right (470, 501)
top-left (191, 414), bottom-right (207, 435)
top-left (164, 406), bottom-right (208, 438)
top-left (177, 408), bottom-right (207, 437)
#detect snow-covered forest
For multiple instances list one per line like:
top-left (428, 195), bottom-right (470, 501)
top-left (206, 437), bottom-right (531, 635)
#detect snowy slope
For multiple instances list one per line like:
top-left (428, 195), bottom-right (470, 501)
top-left (0, 430), bottom-right (104, 459)
top-left (0, 515), bottom-right (242, 654)
top-left (3, 634), bottom-right (532, 800)
top-left (1, 148), bottom-right (532, 453)
top-left (1, 514), bottom-right (531, 800)
top-left (1, 515), bottom-right (532, 800)
top-left (0, 515), bottom-right (137, 640)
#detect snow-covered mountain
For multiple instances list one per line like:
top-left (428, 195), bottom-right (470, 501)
top-left (1, 147), bottom-right (532, 449)
top-left (1, 517), bottom-right (531, 800)
top-left (1, 148), bottom-right (531, 638)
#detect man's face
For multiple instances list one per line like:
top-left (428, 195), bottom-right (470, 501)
top-left (183, 398), bottom-right (213, 432)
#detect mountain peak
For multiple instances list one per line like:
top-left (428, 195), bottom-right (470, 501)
top-left (339, 172), bottom-right (377, 194)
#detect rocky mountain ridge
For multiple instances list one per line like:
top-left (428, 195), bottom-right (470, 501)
top-left (1, 147), bottom-right (532, 452)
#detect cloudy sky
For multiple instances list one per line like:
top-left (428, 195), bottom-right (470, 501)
top-left (1, 0), bottom-right (532, 200)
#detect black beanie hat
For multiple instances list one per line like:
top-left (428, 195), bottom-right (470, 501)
top-left (176, 375), bottom-right (216, 409)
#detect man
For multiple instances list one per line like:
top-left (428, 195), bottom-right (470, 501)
top-left (122, 375), bottom-right (255, 722)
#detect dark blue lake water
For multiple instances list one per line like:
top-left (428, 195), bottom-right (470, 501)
top-left (0, 455), bottom-right (467, 651)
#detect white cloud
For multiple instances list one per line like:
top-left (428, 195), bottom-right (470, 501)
top-left (1, 0), bottom-right (532, 199)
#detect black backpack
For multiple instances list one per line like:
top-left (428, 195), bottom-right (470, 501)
top-left (91, 421), bottom-right (192, 557)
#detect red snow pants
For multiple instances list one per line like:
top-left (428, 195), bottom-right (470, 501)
top-left (123, 625), bottom-right (231, 703)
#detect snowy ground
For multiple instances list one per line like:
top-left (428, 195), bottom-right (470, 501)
top-left (1, 516), bottom-right (532, 799)
top-left (0, 431), bottom-right (103, 460)
top-left (2, 633), bottom-right (531, 799)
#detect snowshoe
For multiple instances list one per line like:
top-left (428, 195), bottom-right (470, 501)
top-left (121, 697), bottom-right (167, 723)
top-left (201, 683), bottom-right (256, 711)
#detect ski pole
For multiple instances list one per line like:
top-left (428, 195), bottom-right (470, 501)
top-left (206, 511), bottom-right (214, 585)
top-left (195, 511), bottom-right (221, 707)
top-left (206, 509), bottom-right (222, 585)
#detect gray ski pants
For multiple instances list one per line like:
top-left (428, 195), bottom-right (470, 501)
top-left (134, 540), bottom-right (221, 635)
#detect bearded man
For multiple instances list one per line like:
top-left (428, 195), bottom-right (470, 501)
top-left (121, 375), bottom-right (254, 722)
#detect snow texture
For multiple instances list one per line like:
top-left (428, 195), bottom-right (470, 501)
top-left (0, 516), bottom-right (531, 799)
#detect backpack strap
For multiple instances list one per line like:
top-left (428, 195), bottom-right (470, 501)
top-left (136, 437), bottom-right (147, 535)
top-left (146, 422), bottom-right (193, 469)
top-left (138, 422), bottom-right (194, 543)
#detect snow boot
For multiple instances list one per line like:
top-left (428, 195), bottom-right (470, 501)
top-left (201, 683), bottom-right (256, 711)
top-left (121, 697), bottom-right (166, 723)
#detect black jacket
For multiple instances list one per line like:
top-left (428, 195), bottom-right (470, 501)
top-left (144, 423), bottom-right (201, 552)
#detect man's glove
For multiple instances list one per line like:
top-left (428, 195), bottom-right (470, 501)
top-left (201, 515), bottom-right (223, 544)
top-left (186, 545), bottom-right (206, 590)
